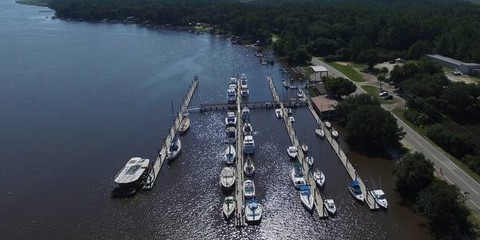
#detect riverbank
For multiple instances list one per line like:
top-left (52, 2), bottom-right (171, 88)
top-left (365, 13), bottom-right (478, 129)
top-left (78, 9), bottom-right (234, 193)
top-left (15, 0), bottom-right (49, 7)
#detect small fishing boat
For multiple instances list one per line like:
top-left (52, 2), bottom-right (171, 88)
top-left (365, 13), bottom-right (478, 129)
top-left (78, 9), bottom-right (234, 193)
top-left (287, 146), bottom-right (298, 159)
top-left (301, 143), bottom-right (309, 154)
top-left (370, 189), bottom-right (388, 209)
top-left (243, 122), bottom-right (253, 136)
top-left (291, 164), bottom-right (306, 189)
top-left (224, 144), bottom-right (236, 165)
top-left (223, 196), bottom-right (235, 219)
top-left (178, 114), bottom-right (190, 135)
top-left (306, 156), bottom-right (314, 167)
top-left (227, 88), bottom-right (236, 104)
top-left (348, 179), bottom-right (365, 202)
top-left (225, 126), bottom-right (236, 144)
top-left (289, 116), bottom-right (295, 123)
top-left (244, 180), bottom-right (256, 198)
top-left (166, 136), bottom-right (181, 162)
top-left (111, 157), bottom-right (150, 198)
top-left (240, 87), bottom-right (249, 98)
top-left (245, 198), bottom-right (262, 223)
top-left (229, 77), bottom-right (237, 85)
top-left (241, 107), bottom-right (250, 122)
top-left (225, 112), bottom-right (237, 126)
top-left (220, 167), bottom-right (236, 189)
top-left (299, 184), bottom-right (314, 211)
top-left (313, 169), bottom-right (325, 188)
top-left (331, 128), bottom-right (339, 139)
top-left (243, 135), bottom-right (255, 155)
top-left (244, 157), bottom-right (255, 176)
top-left (325, 121), bottom-right (332, 129)
top-left (324, 199), bottom-right (337, 215)
top-left (275, 108), bottom-right (282, 119)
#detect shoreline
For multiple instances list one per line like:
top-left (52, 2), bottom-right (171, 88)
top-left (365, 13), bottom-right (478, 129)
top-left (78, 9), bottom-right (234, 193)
top-left (15, 0), bottom-right (49, 7)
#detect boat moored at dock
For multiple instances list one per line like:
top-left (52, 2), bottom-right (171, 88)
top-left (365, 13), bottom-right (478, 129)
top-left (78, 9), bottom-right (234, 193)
top-left (348, 179), bottom-right (365, 202)
top-left (324, 199), bottom-right (337, 215)
top-left (306, 156), bottom-right (314, 167)
top-left (227, 88), bottom-right (236, 104)
top-left (166, 136), bottom-right (181, 162)
top-left (225, 111), bottom-right (237, 126)
top-left (299, 184), bottom-right (314, 211)
top-left (245, 198), bottom-right (262, 224)
top-left (112, 157), bottom-right (150, 198)
top-left (178, 114), bottom-right (190, 135)
top-left (224, 144), bottom-right (236, 165)
top-left (315, 128), bottom-right (325, 138)
top-left (331, 128), bottom-right (339, 139)
top-left (275, 108), bottom-right (282, 119)
top-left (241, 107), bottom-right (250, 122)
top-left (244, 180), bottom-right (256, 198)
top-left (243, 122), bottom-right (253, 136)
top-left (370, 189), bottom-right (388, 209)
top-left (244, 157), bottom-right (255, 176)
top-left (291, 164), bottom-right (306, 189)
top-left (287, 146), bottom-right (298, 159)
top-left (243, 135), bottom-right (255, 155)
top-left (223, 196), bottom-right (235, 219)
top-left (313, 169), bottom-right (325, 188)
top-left (225, 126), bottom-right (236, 144)
top-left (220, 166), bottom-right (236, 190)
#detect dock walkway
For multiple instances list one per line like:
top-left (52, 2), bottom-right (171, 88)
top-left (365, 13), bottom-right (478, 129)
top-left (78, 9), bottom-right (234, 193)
top-left (234, 81), bottom-right (246, 227)
top-left (267, 75), bottom-right (328, 218)
top-left (144, 78), bottom-right (199, 189)
top-left (307, 102), bottom-right (379, 210)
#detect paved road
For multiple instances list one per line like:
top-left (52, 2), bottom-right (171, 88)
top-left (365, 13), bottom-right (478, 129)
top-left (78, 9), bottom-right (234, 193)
top-left (311, 58), bottom-right (480, 214)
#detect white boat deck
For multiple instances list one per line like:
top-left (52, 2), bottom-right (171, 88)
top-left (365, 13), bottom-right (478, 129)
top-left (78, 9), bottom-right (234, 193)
top-left (144, 78), bottom-right (199, 190)
top-left (267, 75), bottom-right (328, 218)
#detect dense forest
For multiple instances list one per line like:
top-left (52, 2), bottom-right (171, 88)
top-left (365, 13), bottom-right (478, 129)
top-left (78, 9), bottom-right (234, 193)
top-left (48, 0), bottom-right (480, 65)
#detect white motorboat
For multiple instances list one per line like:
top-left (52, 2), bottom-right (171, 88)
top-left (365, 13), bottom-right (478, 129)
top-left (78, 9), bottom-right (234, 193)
top-left (348, 179), bottom-right (365, 202)
top-left (315, 128), bottom-right (325, 138)
top-left (112, 157), bottom-right (150, 198)
top-left (289, 116), bottom-right (295, 123)
top-left (240, 74), bottom-right (248, 89)
top-left (313, 169), bottom-right (325, 188)
top-left (301, 143), bottom-right (309, 153)
top-left (223, 196), bottom-right (235, 219)
top-left (225, 126), bottom-right (236, 144)
top-left (244, 157), bottom-right (255, 176)
top-left (291, 164), bottom-right (306, 189)
top-left (299, 184), bottom-right (314, 211)
top-left (306, 156), bottom-right (314, 167)
top-left (225, 112), bottom-right (237, 126)
top-left (331, 128), bottom-right (339, 139)
top-left (244, 180), bottom-right (256, 198)
top-left (166, 136), bottom-right (181, 162)
top-left (220, 166), bottom-right (236, 189)
top-left (178, 115), bottom-right (190, 135)
top-left (229, 83), bottom-right (237, 90)
top-left (227, 88), bottom-right (236, 104)
top-left (275, 108), bottom-right (283, 119)
top-left (325, 121), bottom-right (332, 129)
top-left (243, 135), bottom-right (255, 155)
top-left (324, 199), bottom-right (337, 215)
top-left (241, 107), bottom-right (250, 122)
top-left (224, 144), bottom-right (236, 165)
top-left (297, 89), bottom-right (306, 101)
top-left (287, 146), bottom-right (298, 159)
top-left (245, 198), bottom-right (262, 223)
top-left (229, 77), bottom-right (237, 85)
top-left (370, 189), bottom-right (388, 209)
top-left (243, 122), bottom-right (253, 136)
top-left (286, 108), bottom-right (292, 115)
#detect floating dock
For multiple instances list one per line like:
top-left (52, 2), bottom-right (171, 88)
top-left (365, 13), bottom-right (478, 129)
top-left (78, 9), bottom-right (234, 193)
top-left (194, 100), bottom-right (307, 112)
top-left (306, 102), bottom-right (379, 210)
top-left (234, 80), bottom-right (246, 227)
top-left (267, 75), bottom-right (329, 218)
top-left (144, 77), bottom-right (199, 189)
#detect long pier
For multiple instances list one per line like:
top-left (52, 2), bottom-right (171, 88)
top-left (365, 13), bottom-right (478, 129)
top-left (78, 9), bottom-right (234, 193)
top-left (306, 102), bottom-right (379, 210)
top-left (193, 100), bottom-right (307, 112)
top-left (267, 75), bottom-right (328, 218)
top-left (144, 78), bottom-right (199, 189)
top-left (234, 81), bottom-right (246, 227)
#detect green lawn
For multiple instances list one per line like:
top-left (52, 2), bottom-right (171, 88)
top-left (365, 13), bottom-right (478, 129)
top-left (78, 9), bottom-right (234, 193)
top-left (328, 62), bottom-right (365, 82)
top-left (392, 108), bottom-right (480, 183)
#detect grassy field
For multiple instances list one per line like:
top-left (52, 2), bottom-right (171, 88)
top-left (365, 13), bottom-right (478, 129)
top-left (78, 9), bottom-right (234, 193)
top-left (392, 108), bottom-right (480, 183)
top-left (328, 62), bottom-right (365, 82)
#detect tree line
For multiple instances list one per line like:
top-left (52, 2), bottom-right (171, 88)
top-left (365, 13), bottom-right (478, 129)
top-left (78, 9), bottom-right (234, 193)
top-left (390, 60), bottom-right (480, 175)
top-left (48, 0), bottom-right (480, 65)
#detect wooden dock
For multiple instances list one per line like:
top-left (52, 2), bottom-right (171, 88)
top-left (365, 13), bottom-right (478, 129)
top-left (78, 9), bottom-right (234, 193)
top-left (306, 102), bottom-right (379, 210)
top-left (144, 77), bottom-right (199, 189)
top-left (267, 75), bottom-right (329, 218)
top-left (234, 81), bottom-right (246, 227)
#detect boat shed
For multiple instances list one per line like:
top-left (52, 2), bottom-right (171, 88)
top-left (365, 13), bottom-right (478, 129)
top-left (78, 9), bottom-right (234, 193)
top-left (310, 66), bottom-right (329, 82)
top-left (311, 95), bottom-right (338, 117)
top-left (427, 54), bottom-right (480, 76)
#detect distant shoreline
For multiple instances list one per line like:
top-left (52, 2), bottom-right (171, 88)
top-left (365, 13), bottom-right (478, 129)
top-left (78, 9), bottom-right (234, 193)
top-left (15, 0), bottom-right (49, 7)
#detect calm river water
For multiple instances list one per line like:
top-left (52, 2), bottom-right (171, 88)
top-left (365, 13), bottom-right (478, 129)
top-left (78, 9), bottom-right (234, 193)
top-left (0, 1), bottom-right (430, 239)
